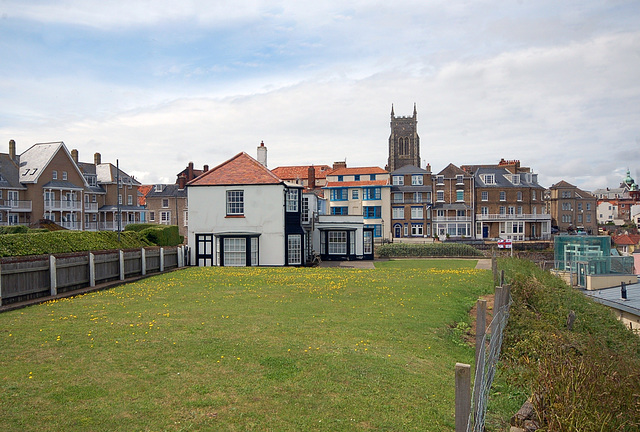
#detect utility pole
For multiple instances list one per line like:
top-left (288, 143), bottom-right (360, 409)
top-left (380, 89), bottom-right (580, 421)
top-left (117, 159), bottom-right (121, 242)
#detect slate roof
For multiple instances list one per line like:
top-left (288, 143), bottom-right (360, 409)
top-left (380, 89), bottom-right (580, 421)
top-left (19, 142), bottom-right (87, 186)
top-left (472, 166), bottom-right (544, 189)
top-left (389, 164), bottom-right (429, 175)
top-left (95, 163), bottom-right (141, 186)
top-left (145, 184), bottom-right (187, 198)
top-left (271, 165), bottom-right (331, 180)
top-left (0, 154), bottom-right (26, 190)
top-left (41, 180), bottom-right (85, 190)
top-left (584, 283), bottom-right (640, 319)
top-left (436, 163), bottom-right (469, 177)
top-left (188, 152), bottom-right (284, 186)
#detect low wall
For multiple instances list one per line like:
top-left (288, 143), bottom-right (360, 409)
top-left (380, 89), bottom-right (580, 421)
top-left (0, 246), bottom-right (186, 306)
top-left (586, 274), bottom-right (638, 290)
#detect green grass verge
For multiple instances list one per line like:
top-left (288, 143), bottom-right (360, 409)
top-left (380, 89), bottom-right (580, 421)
top-left (0, 260), bottom-right (492, 431)
top-left (486, 258), bottom-right (640, 431)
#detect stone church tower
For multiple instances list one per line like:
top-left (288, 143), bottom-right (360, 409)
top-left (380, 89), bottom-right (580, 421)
top-left (387, 103), bottom-right (420, 171)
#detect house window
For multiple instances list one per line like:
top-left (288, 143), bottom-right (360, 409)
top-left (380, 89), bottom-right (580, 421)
top-left (363, 206), bottom-right (381, 219)
top-left (414, 192), bottom-right (422, 203)
top-left (149, 211), bottom-right (155, 221)
top-left (411, 207), bottom-right (423, 219)
top-left (456, 190), bottom-right (464, 202)
top-left (363, 231), bottom-right (373, 254)
top-left (436, 191), bottom-right (444, 202)
top-left (370, 174), bottom-right (376, 180)
top-left (517, 191), bottom-right (522, 201)
top-left (155, 184), bottom-right (163, 192)
top-left (532, 190), bottom-right (536, 200)
top-left (286, 189), bottom-right (299, 212)
top-left (351, 189), bottom-right (359, 199)
top-left (330, 189), bottom-right (348, 201)
top-left (52, 171), bottom-right (57, 180)
top-left (354, 175), bottom-right (360, 181)
top-left (481, 191), bottom-right (488, 201)
top-left (508, 206), bottom-right (515, 215)
top-left (184, 210), bottom-right (188, 226)
top-left (426, 192), bottom-right (432, 203)
top-left (287, 235), bottom-right (302, 265)
top-left (436, 175), bottom-right (444, 184)
top-left (437, 209), bottom-right (445, 218)
top-left (500, 191), bottom-right (506, 201)
top-left (92, 195), bottom-right (96, 202)
top-left (337, 175), bottom-right (343, 182)
top-left (586, 214), bottom-right (591, 223)
top-left (118, 194), bottom-right (122, 205)
top-left (577, 214), bottom-right (583, 223)
top-left (517, 206), bottom-right (523, 215)
top-left (412, 175), bottom-right (423, 185)
top-left (162, 198), bottom-right (169, 208)
top-left (411, 224), bottom-right (423, 236)
top-left (393, 192), bottom-right (403, 203)
top-left (586, 203), bottom-right (591, 210)
top-left (62, 171), bottom-right (68, 181)
top-left (364, 224), bottom-right (382, 237)
top-left (226, 190), bottom-right (244, 215)
top-left (160, 211), bottom-right (171, 224)
top-left (224, 238), bottom-right (246, 266)
top-left (128, 195), bottom-right (133, 206)
top-left (393, 207), bottom-right (405, 219)
top-left (481, 206), bottom-right (489, 215)
top-left (456, 175), bottom-right (464, 184)
top-left (499, 206), bottom-right (506, 215)
top-left (328, 231), bottom-right (347, 254)
top-left (511, 175), bottom-right (520, 185)
top-left (393, 175), bottom-right (404, 186)
top-left (302, 197), bottom-right (310, 223)
top-left (577, 202), bottom-right (583, 211)
top-left (562, 202), bottom-right (571, 210)
top-left (331, 207), bottom-right (348, 215)
top-left (363, 187), bottom-right (381, 200)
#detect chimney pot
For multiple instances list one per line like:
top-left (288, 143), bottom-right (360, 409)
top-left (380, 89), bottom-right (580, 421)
top-left (257, 141), bottom-right (267, 167)
top-left (94, 152), bottom-right (101, 165)
top-left (9, 139), bottom-right (16, 161)
top-left (71, 149), bottom-right (79, 163)
top-left (203, 164), bottom-right (209, 172)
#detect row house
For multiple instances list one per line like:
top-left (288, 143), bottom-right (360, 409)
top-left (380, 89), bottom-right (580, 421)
top-left (463, 160), bottom-right (551, 241)
top-left (548, 181), bottom-right (598, 234)
top-left (3, 140), bottom-right (144, 230)
top-left (593, 170), bottom-right (639, 224)
top-left (271, 164), bottom-right (331, 191)
top-left (389, 164), bottom-right (433, 238)
top-left (323, 162), bottom-right (391, 240)
top-left (433, 163), bottom-right (474, 239)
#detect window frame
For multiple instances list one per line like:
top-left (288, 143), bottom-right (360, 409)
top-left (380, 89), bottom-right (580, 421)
top-left (226, 190), bottom-right (244, 216)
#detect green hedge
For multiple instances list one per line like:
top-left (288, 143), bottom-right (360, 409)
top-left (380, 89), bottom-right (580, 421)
top-left (0, 226), bottom-right (30, 234)
top-left (376, 242), bottom-right (484, 257)
top-left (124, 223), bottom-right (159, 232)
top-left (0, 231), bottom-right (152, 257)
top-left (139, 225), bottom-right (182, 246)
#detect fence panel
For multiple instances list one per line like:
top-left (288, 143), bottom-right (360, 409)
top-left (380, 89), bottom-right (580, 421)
top-left (1, 256), bottom-right (50, 301)
top-left (146, 248), bottom-right (161, 273)
top-left (94, 251), bottom-right (121, 284)
top-left (164, 247), bottom-right (178, 270)
top-left (56, 254), bottom-right (90, 293)
top-left (123, 250), bottom-right (142, 277)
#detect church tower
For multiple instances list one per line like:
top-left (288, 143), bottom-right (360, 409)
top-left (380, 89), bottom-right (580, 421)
top-left (387, 103), bottom-right (420, 172)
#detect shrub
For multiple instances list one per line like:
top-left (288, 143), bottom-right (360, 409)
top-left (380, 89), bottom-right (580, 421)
top-left (124, 223), bottom-right (159, 232)
top-left (139, 225), bottom-right (182, 246)
top-left (376, 242), bottom-right (484, 257)
top-left (0, 225), bottom-right (29, 234)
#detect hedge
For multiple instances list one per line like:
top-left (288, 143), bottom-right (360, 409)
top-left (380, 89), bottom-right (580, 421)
top-left (138, 225), bottom-right (182, 246)
top-left (376, 242), bottom-right (484, 258)
top-left (0, 231), bottom-right (152, 257)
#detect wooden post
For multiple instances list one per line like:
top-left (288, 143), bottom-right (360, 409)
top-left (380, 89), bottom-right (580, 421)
top-left (455, 363), bottom-right (471, 432)
top-left (491, 248), bottom-right (498, 287)
top-left (49, 255), bottom-right (57, 296)
top-left (89, 252), bottom-right (96, 287)
top-left (160, 247), bottom-right (165, 272)
top-left (494, 286), bottom-right (504, 313)
top-left (475, 299), bottom-right (486, 366)
top-left (141, 248), bottom-right (146, 276)
top-left (119, 250), bottom-right (125, 281)
top-left (0, 263), bottom-right (3, 307)
top-left (500, 269), bottom-right (505, 286)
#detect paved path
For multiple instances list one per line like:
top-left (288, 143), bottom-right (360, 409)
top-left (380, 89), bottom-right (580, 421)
top-left (475, 259), bottom-right (492, 270)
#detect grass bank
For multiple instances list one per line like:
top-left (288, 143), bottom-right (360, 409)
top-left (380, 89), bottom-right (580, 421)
top-left (0, 260), bottom-right (492, 431)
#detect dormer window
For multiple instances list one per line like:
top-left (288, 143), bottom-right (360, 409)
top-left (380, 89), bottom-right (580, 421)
top-left (511, 175), bottom-right (520, 185)
top-left (483, 174), bottom-right (495, 185)
top-left (155, 184), bottom-right (164, 192)
top-left (338, 176), bottom-right (343, 182)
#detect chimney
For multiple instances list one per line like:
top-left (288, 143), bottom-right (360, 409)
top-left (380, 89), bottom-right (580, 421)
top-left (188, 162), bottom-right (194, 180)
top-left (71, 149), bottom-right (79, 164)
top-left (426, 163), bottom-right (431, 173)
top-left (94, 152), bottom-right (101, 165)
top-left (9, 139), bottom-right (16, 161)
top-left (308, 165), bottom-right (316, 189)
top-left (178, 174), bottom-right (187, 190)
top-left (622, 282), bottom-right (628, 300)
top-left (257, 141), bottom-right (267, 167)
top-left (203, 164), bottom-right (209, 172)
top-left (333, 161), bottom-right (347, 170)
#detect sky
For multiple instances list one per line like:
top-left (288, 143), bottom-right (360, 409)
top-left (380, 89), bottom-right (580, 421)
top-left (1, 0), bottom-right (639, 190)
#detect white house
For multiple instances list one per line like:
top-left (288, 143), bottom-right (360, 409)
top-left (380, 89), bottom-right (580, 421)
top-left (187, 152), bottom-right (305, 266)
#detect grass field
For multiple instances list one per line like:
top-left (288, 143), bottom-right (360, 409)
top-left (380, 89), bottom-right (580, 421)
top-left (0, 259), bottom-right (493, 431)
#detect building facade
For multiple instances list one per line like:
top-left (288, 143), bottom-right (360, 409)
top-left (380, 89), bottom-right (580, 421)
top-left (432, 163), bottom-right (474, 239)
top-left (548, 181), bottom-right (598, 233)
top-left (389, 164), bottom-right (433, 238)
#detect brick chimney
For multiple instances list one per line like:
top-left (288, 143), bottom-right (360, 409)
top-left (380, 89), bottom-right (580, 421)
top-left (94, 152), bottom-right (101, 165)
top-left (188, 162), bottom-right (194, 180)
top-left (308, 165), bottom-right (316, 189)
top-left (333, 161), bottom-right (347, 170)
top-left (71, 149), bottom-right (79, 164)
top-left (203, 164), bottom-right (209, 172)
top-left (9, 139), bottom-right (16, 161)
top-left (178, 174), bottom-right (187, 190)
top-left (257, 141), bottom-right (267, 167)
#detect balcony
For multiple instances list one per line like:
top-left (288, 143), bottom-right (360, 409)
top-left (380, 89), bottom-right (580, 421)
top-left (433, 216), bottom-right (472, 222)
top-left (84, 202), bottom-right (99, 212)
top-left (59, 221), bottom-right (82, 230)
top-left (476, 213), bottom-right (552, 221)
top-left (99, 221), bottom-right (132, 231)
top-left (44, 200), bottom-right (82, 211)
top-left (2, 200), bottom-right (32, 212)
top-left (392, 198), bottom-right (431, 205)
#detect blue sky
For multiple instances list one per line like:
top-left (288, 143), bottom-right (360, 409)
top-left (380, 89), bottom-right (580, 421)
top-left (1, 0), bottom-right (639, 189)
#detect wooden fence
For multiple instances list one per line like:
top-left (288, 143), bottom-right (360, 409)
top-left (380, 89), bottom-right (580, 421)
top-left (0, 246), bottom-right (186, 306)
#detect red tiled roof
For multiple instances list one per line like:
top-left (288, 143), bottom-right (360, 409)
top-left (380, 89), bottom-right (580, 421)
top-left (138, 185), bottom-right (153, 205)
top-left (188, 152), bottom-right (283, 186)
top-left (614, 234), bottom-right (636, 245)
top-left (326, 166), bottom-right (388, 176)
top-left (324, 180), bottom-right (389, 188)
top-left (271, 165), bottom-right (331, 180)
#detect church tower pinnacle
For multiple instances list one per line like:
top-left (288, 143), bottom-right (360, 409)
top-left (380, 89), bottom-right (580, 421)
top-left (387, 104), bottom-right (420, 171)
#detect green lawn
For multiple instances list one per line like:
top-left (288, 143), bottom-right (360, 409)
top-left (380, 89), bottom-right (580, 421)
top-left (1, 260), bottom-right (493, 431)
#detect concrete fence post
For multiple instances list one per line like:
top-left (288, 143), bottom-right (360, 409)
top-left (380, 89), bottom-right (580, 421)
top-left (49, 255), bottom-right (57, 296)
top-left (89, 252), bottom-right (95, 287)
top-left (119, 250), bottom-right (125, 281)
top-left (455, 363), bottom-right (471, 432)
top-left (177, 246), bottom-right (183, 268)
top-left (141, 248), bottom-right (146, 276)
top-left (160, 247), bottom-right (165, 272)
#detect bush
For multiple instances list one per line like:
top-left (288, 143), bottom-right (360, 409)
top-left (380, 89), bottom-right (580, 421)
top-left (139, 225), bottom-right (182, 246)
top-left (376, 242), bottom-right (484, 257)
top-left (0, 225), bottom-right (29, 234)
top-left (124, 223), bottom-right (159, 232)
top-left (0, 231), bottom-right (151, 257)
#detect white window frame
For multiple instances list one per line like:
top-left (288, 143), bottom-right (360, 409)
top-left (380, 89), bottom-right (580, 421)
top-left (287, 235), bottom-right (302, 265)
top-left (286, 189), bottom-right (299, 212)
top-left (392, 175), bottom-right (404, 186)
top-left (392, 207), bottom-right (405, 219)
top-left (411, 175), bottom-right (423, 186)
top-left (411, 207), bottom-right (423, 219)
top-left (160, 210), bottom-right (171, 224)
top-left (226, 190), bottom-right (244, 216)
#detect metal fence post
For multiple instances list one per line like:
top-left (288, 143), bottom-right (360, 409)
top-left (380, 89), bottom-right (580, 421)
top-left (455, 363), bottom-right (471, 432)
top-left (160, 247), bottom-right (165, 272)
top-left (119, 250), bottom-right (125, 281)
top-left (89, 252), bottom-right (95, 287)
top-left (49, 255), bottom-right (57, 296)
top-left (141, 248), bottom-right (146, 276)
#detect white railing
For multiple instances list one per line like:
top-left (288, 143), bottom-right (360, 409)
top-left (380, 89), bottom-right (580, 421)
top-left (99, 221), bottom-right (133, 231)
top-left (59, 221), bottom-right (81, 230)
top-left (433, 216), bottom-right (472, 222)
top-left (44, 200), bottom-right (82, 211)
top-left (476, 213), bottom-right (551, 221)
top-left (84, 202), bottom-right (99, 212)
top-left (2, 200), bottom-right (32, 211)
top-left (84, 222), bottom-right (98, 231)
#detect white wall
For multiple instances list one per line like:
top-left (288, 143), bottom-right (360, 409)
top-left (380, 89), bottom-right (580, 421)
top-left (188, 184), bottom-right (286, 266)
